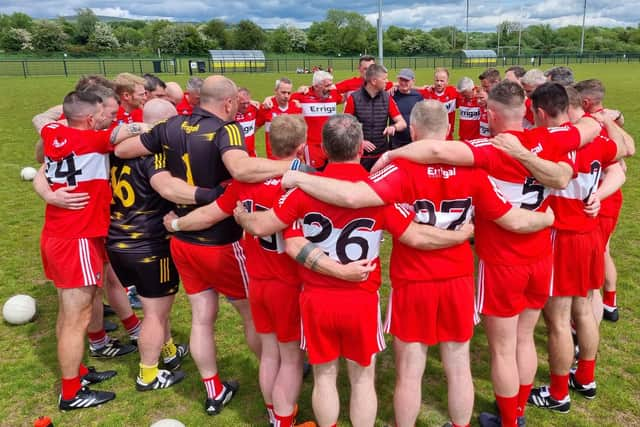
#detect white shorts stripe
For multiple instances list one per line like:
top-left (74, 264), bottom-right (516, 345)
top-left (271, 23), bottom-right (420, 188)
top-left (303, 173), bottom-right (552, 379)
top-left (549, 228), bottom-right (557, 296)
top-left (376, 291), bottom-right (386, 351)
top-left (474, 260), bottom-right (485, 323)
top-left (78, 238), bottom-right (95, 286)
top-left (384, 289), bottom-right (393, 334)
top-left (232, 241), bottom-right (250, 297)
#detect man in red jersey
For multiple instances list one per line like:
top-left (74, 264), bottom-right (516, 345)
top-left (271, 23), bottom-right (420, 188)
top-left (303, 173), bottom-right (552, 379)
top-left (333, 54), bottom-right (391, 97)
top-left (574, 79), bottom-right (629, 321)
top-left (494, 84), bottom-right (633, 415)
top-left (280, 101), bottom-right (556, 427)
top-left (234, 114), bottom-right (474, 427)
top-left (520, 69), bottom-right (547, 129)
top-left (420, 67), bottom-right (458, 139)
top-left (456, 77), bottom-right (481, 141)
top-left (366, 81), bottom-right (602, 427)
top-left (235, 87), bottom-right (265, 157)
top-left (344, 64), bottom-right (406, 171)
top-left (176, 77), bottom-right (203, 115)
top-left (38, 91), bottom-right (147, 410)
top-left (163, 115), bottom-right (313, 427)
top-left (291, 70), bottom-right (343, 170)
top-left (115, 75), bottom-right (304, 416)
top-left (113, 72), bottom-right (146, 124)
top-left (478, 68), bottom-right (501, 138)
top-left (261, 77), bottom-right (303, 159)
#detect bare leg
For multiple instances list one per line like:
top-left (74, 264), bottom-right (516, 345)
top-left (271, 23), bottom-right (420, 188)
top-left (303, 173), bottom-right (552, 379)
top-left (517, 308), bottom-right (542, 385)
top-left (138, 294), bottom-right (175, 365)
top-left (572, 293), bottom-right (599, 362)
top-left (312, 360), bottom-right (340, 427)
top-left (187, 289), bottom-right (219, 378)
top-left (104, 264), bottom-right (134, 321)
top-left (483, 315), bottom-right (519, 397)
top-left (229, 298), bottom-right (261, 358)
top-left (57, 287), bottom-right (96, 378)
top-left (258, 333), bottom-right (279, 407)
top-left (543, 297), bottom-right (573, 376)
top-left (393, 338), bottom-right (427, 427)
top-left (440, 341), bottom-right (473, 426)
top-left (272, 340), bottom-right (304, 416)
top-left (347, 357), bottom-right (377, 427)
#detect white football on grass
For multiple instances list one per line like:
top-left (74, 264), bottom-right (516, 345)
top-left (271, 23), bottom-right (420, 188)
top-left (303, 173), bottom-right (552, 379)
top-left (21, 167), bottom-right (38, 181)
top-left (2, 294), bottom-right (37, 325)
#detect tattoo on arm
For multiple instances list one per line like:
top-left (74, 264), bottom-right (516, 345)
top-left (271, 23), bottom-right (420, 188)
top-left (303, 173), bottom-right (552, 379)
top-left (295, 242), bottom-right (318, 264)
top-left (110, 124), bottom-right (122, 145)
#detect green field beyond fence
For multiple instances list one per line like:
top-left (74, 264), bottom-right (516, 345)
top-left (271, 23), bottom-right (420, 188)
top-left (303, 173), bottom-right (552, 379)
top-left (2, 53), bottom-right (640, 77)
top-left (0, 64), bottom-right (639, 426)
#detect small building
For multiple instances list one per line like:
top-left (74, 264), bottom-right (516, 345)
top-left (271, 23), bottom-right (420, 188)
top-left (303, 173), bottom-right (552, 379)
top-left (207, 50), bottom-right (266, 72)
top-left (460, 49), bottom-right (497, 67)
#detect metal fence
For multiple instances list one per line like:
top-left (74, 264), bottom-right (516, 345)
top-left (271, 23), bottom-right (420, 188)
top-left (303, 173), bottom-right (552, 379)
top-left (1, 53), bottom-right (639, 77)
top-left (0, 58), bottom-right (180, 78)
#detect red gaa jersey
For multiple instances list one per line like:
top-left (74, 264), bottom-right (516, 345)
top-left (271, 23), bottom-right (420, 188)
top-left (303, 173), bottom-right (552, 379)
top-left (235, 104), bottom-right (264, 157)
top-left (335, 76), bottom-right (393, 99)
top-left (41, 123), bottom-right (113, 238)
top-left (523, 97), bottom-right (535, 129)
top-left (216, 177), bottom-right (300, 285)
top-left (457, 94), bottom-right (480, 141)
top-left (479, 107), bottom-right (490, 137)
top-left (260, 97), bottom-right (303, 159)
top-left (549, 135), bottom-right (618, 232)
top-left (421, 86), bottom-right (458, 139)
top-left (176, 94), bottom-right (193, 116)
top-left (465, 124), bottom-right (580, 264)
top-left (273, 163), bottom-right (413, 292)
top-left (368, 159), bottom-right (511, 284)
top-left (115, 106), bottom-right (142, 124)
top-left (291, 90), bottom-right (342, 148)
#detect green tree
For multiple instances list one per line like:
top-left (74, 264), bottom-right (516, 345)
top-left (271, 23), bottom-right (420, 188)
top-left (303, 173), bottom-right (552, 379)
top-left (1, 28), bottom-right (33, 51)
top-left (524, 24), bottom-right (559, 54)
top-left (231, 20), bottom-right (266, 50)
top-left (88, 22), bottom-right (120, 51)
top-left (8, 12), bottom-right (34, 30)
top-left (307, 10), bottom-right (375, 55)
top-left (203, 19), bottom-right (227, 48)
top-left (74, 8), bottom-right (97, 44)
top-left (114, 26), bottom-right (144, 48)
top-left (32, 20), bottom-right (68, 52)
top-left (157, 24), bottom-right (207, 55)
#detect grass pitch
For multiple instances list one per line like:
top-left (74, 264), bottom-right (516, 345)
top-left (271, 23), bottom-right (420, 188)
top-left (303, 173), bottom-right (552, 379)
top-left (0, 63), bottom-right (639, 426)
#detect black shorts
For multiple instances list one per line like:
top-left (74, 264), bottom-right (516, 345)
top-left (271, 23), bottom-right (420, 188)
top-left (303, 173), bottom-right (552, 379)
top-left (107, 246), bottom-right (179, 298)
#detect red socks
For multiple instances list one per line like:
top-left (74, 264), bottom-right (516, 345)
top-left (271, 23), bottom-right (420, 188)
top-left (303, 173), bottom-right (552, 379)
top-left (495, 394), bottom-right (518, 426)
top-left (61, 376), bottom-right (81, 400)
top-left (517, 383), bottom-right (533, 417)
top-left (575, 359), bottom-right (596, 384)
top-left (122, 313), bottom-right (141, 337)
top-left (550, 373), bottom-right (569, 400)
top-left (274, 411), bottom-right (295, 427)
top-left (603, 290), bottom-right (616, 307)
top-left (202, 373), bottom-right (223, 399)
top-left (88, 329), bottom-right (109, 348)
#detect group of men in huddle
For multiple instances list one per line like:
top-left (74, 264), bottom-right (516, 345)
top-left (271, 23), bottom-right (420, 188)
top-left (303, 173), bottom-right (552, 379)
top-left (33, 59), bottom-right (633, 427)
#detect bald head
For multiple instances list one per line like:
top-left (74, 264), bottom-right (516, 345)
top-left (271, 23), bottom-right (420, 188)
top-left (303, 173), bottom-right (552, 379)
top-left (201, 75), bottom-right (238, 104)
top-left (410, 100), bottom-right (449, 140)
top-left (143, 98), bottom-right (178, 124)
top-left (165, 82), bottom-right (184, 105)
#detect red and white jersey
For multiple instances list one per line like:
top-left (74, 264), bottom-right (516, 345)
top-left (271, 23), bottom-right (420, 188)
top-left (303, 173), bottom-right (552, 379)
top-left (216, 177), bottom-right (300, 285)
top-left (523, 97), bottom-right (535, 129)
top-left (335, 76), bottom-right (393, 99)
top-left (291, 90), bottom-right (343, 148)
top-left (550, 135), bottom-right (618, 232)
top-left (457, 94), bottom-right (480, 141)
top-left (273, 163), bottom-right (413, 292)
top-left (176, 94), bottom-right (193, 116)
top-left (421, 86), bottom-right (458, 139)
top-left (466, 124), bottom-right (580, 264)
top-left (235, 105), bottom-right (264, 157)
top-left (479, 107), bottom-right (490, 137)
top-left (368, 159), bottom-right (511, 284)
top-left (41, 123), bottom-right (113, 238)
top-left (115, 106), bottom-right (142, 125)
top-left (260, 98), bottom-right (303, 159)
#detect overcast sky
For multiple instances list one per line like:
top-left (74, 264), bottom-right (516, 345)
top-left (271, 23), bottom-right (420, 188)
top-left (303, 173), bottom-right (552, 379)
top-left (3, 1), bottom-right (639, 31)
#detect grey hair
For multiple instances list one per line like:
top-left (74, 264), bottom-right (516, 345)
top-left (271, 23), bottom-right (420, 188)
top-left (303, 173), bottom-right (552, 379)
top-left (457, 77), bottom-right (475, 92)
top-left (321, 114), bottom-right (363, 162)
top-left (312, 70), bottom-right (333, 86)
top-left (186, 77), bottom-right (204, 93)
top-left (521, 69), bottom-right (546, 86)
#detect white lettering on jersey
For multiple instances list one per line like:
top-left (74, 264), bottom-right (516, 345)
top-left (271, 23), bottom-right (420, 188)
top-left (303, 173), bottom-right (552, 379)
top-left (302, 102), bottom-right (337, 117)
top-left (530, 143), bottom-right (543, 155)
top-left (548, 125), bottom-right (571, 133)
top-left (427, 166), bottom-right (456, 179)
top-left (369, 163), bottom-right (399, 183)
top-left (45, 152), bottom-right (109, 185)
top-left (459, 106), bottom-right (480, 120)
top-left (239, 119), bottom-right (256, 137)
top-left (52, 138), bottom-right (68, 148)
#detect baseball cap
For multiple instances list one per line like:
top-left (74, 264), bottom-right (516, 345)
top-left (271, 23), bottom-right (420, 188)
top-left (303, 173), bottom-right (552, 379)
top-left (397, 68), bottom-right (415, 80)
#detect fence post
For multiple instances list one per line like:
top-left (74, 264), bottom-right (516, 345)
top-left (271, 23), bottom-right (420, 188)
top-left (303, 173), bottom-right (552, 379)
top-left (22, 60), bottom-right (27, 79)
top-left (102, 59), bottom-right (107, 76)
top-left (63, 58), bottom-right (68, 77)
top-left (139, 60), bottom-right (143, 74)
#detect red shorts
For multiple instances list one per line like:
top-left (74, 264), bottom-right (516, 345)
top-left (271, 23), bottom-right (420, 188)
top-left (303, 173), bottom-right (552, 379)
top-left (303, 144), bottom-right (328, 170)
top-left (300, 287), bottom-right (384, 367)
top-left (41, 236), bottom-right (106, 289)
top-left (476, 255), bottom-right (551, 317)
top-left (598, 215), bottom-right (619, 246)
top-left (551, 229), bottom-right (604, 297)
top-left (385, 276), bottom-right (474, 345)
top-left (170, 238), bottom-right (248, 299)
top-left (249, 278), bottom-right (302, 343)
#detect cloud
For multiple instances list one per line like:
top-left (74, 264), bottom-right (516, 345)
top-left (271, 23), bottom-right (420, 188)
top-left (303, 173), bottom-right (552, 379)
top-left (2, 0), bottom-right (639, 31)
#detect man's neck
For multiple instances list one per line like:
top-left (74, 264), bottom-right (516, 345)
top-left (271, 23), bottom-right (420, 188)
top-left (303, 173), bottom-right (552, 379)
top-left (364, 84), bottom-right (379, 98)
top-left (122, 103), bottom-right (136, 114)
top-left (200, 103), bottom-right (230, 121)
top-left (491, 120), bottom-right (524, 135)
top-left (545, 113), bottom-right (571, 127)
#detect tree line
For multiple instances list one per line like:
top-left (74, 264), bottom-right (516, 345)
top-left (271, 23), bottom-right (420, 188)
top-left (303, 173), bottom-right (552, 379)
top-left (2, 8), bottom-right (640, 57)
